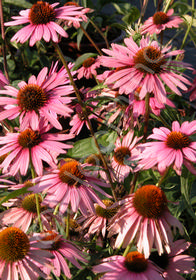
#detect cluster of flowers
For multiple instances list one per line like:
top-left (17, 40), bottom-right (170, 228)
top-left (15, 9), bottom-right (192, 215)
top-left (0, 1), bottom-right (195, 279)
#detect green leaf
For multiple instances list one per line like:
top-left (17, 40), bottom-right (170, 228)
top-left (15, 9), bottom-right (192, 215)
top-left (77, 21), bottom-right (89, 50)
top-left (66, 137), bottom-right (98, 158)
top-left (72, 53), bottom-right (97, 70)
top-left (4, 0), bottom-right (32, 8)
top-left (122, 7), bottom-right (140, 24)
top-left (0, 187), bottom-right (29, 205)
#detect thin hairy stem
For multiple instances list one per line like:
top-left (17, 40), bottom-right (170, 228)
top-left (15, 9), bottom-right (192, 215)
top-left (65, 204), bottom-right (71, 240)
top-left (180, 0), bottom-right (195, 50)
top-left (163, 0), bottom-right (173, 13)
top-left (123, 241), bottom-right (134, 257)
top-left (53, 42), bottom-right (117, 201)
top-left (0, 0), bottom-right (9, 80)
top-left (80, 24), bottom-right (102, 55)
top-left (138, 0), bottom-right (149, 27)
top-left (89, 18), bottom-right (110, 49)
top-left (30, 161), bottom-right (43, 232)
top-left (143, 92), bottom-right (150, 142)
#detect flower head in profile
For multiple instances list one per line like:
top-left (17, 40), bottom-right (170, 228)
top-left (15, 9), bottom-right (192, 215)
top-left (137, 120), bottom-right (196, 175)
top-left (140, 9), bottom-right (183, 35)
top-left (100, 36), bottom-right (191, 103)
top-left (93, 251), bottom-right (163, 280)
top-left (79, 200), bottom-right (119, 239)
top-left (64, 2), bottom-right (91, 29)
top-left (128, 87), bottom-right (175, 121)
top-left (0, 118), bottom-right (74, 176)
top-left (30, 159), bottom-right (111, 215)
top-left (0, 227), bottom-right (52, 280)
top-left (0, 71), bottom-right (9, 88)
top-left (77, 57), bottom-right (100, 79)
top-left (149, 239), bottom-right (195, 279)
top-left (111, 130), bottom-right (142, 182)
top-left (0, 192), bottom-right (52, 232)
top-left (70, 103), bottom-right (97, 135)
top-left (39, 230), bottom-right (86, 278)
top-left (5, 1), bottom-right (87, 46)
top-left (98, 87), bottom-right (130, 129)
top-left (108, 185), bottom-right (184, 258)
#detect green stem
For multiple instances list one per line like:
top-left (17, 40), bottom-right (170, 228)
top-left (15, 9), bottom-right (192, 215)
top-left (138, 0), bottom-right (149, 27)
top-left (89, 18), bottom-right (109, 49)
top-left (129, 172), bottom-right (139, 194)
top-left (30, 161), bottom-right (43, 232)
top-left (65, 204), bottom-right (70, 240)
top-left (53, 203), bottom-right (60, 215)
top-left (123, 242), bottom-right (133, 257)
top-left (53, 43), bottom-right (117, 201)
top-left (80, 24), bottom-right (102, 55)
top-left (179, 0), bottom-right (195, 51)
top-left (163, 0), bottom-right (173, 13)
top-left (143, 92), bottom-right (150, 142)
top-left (0, 0), bottom-right (9, 81)
top-left (156, 167), bottom-right (170, 188)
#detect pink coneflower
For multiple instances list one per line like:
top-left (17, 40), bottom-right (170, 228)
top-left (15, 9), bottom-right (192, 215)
top-left (40, 230), bottom-right (86, 278)
top-left (129, 87), bottom-right (175, 119)
top-left (4, 1), bottom-right (86, 46)
top-left (0, 193), bottom-right (53, 232)
top-left (77, 57), bottom-right (100, 79)
top-left (100, 36), bottom-right (192, 103)
top-left (93, 251), bottom-right (163, 280)
top-left (0, 70), bottom-right (9, 88)
top-left (64, 2), bottom-right (90, 29)
top-left (99, 87), bottom-right (130, 129)
top-left (0, 118), bottom-right (74, 176)
top-left (108, 185), bottom-right (184, 258)
top-left (0, 63), bottom-right (73, 129)
top-left (149, 239), bottom-right (195, 279)
top-left (137, 120), bottom-right (196, 175)
top-left (69, 103), bottom-right (97, 135)
top-left (111, 130), bottom-right (142, 182)
top-left (84, 153), bottom-right (115, 184)
top-left (140, 9), bottom-right (183, 35)
top-left (0, 227), bottom-right (52, 280)
top-left (79, 200), bottom-right (119, 239)
top-left (30, 159), bottom-right (111, 215)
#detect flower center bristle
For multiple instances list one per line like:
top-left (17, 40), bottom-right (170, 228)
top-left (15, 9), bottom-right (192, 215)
top-left (166, 131), bottom-right (191, 150)
top-left (0, 227), bottom-right (30, 262)
top-left (133, 185), bottom-right (168, 219)
top-left (18, 129), bottom-right (42, 148)
top-left (134, 46), bottom-right (165, 74)
top-left (113, 146), bottom-right (131, 165)
top-left (59, 160), bottom-right (85, 186)
top-left (95, 200), bottom-right (118, 218)
top-left (153, 11), bottom-right (169, 25)
top-left (17, 84), bottom-right (48, 112)
top-left (21, 194), bottom-right (42, 213)
top-left (64, 2), bottom-right (80, 7)
top-left (83, 57), bottom-right (96, 68)
top-left (85, 153), bottom-right (103, 166)
top-left (149, 251), bottom-right (169, 269)
top-left (29, 1), bottom-right (56, 25)
top-left (124, 251), bottom-right (148, 272)
top-left (41, 231), bottom-right (61, 250)
top-left (24, 180), bottom-right (34, 188)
